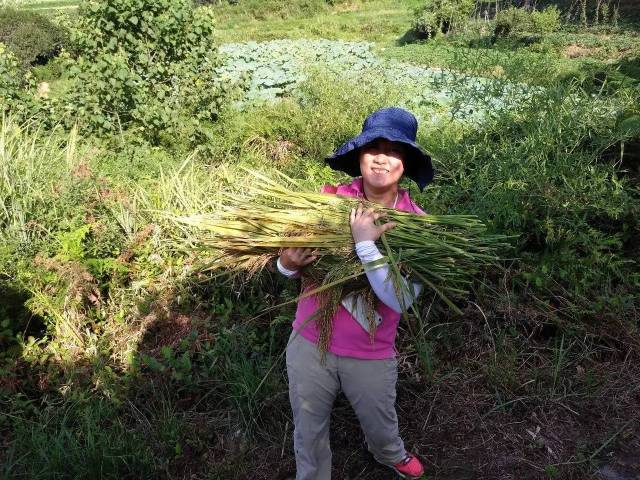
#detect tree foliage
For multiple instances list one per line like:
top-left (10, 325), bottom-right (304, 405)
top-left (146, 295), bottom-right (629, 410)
top-left (64, 0), bottom-right (236, 142)
top-left (413, 0), bottom-right (475, 39)
top-left (0, 43), bottom-right (40, 118)
top-left (0, 8), bottom-right (68, 67)
top-left (494, 5), bottom-right (562, 38)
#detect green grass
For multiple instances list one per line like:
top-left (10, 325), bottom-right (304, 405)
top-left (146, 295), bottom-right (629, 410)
top-left (213, 0), bottom-right (421, 44)
top-left (1, 1), bottom-right (639, 478)
top-left (210, 0), bottom-right (640, 85)
top-left (2, 398), bottom-right (156, 479)
top-left (12, 0), bottom-right (78, 11)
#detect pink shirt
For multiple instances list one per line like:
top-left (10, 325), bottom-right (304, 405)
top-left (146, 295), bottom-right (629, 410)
top-left (292, 178), bottom-right (425, 359)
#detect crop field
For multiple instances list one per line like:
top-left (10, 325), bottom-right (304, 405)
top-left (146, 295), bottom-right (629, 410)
top-left (1, 0), bottom-right (639, 479)
top-left (3, 0), bottom-right (77, 10)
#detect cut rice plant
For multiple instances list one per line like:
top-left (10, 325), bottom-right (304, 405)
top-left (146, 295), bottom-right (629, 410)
top-left (172, 168), bottom-right (510, 320)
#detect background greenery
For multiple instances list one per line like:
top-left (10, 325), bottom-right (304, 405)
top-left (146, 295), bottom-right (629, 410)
top-left (1, 0), bottom-right (639, 478)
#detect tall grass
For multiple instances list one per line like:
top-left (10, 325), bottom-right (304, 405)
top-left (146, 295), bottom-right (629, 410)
top-left (2, 399), bottom-right (155, 479)
top-left (0, 117), bottom-right (80, 248)
top-left (418, 70), bottom-right (640, 317)
top-left (0, 59), bottom-right (638, 477)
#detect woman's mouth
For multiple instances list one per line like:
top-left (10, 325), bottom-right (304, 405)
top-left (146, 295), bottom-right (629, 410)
top-left (372, 168), bottom-right (389, 174)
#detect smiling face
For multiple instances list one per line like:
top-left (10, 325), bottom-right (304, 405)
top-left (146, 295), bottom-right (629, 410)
top-left (358, 138), bottom-right (405, 193)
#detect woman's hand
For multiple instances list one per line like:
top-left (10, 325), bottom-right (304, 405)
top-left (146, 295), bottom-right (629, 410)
top-left (350, 204), bottom-right (397, 243)
top-left (279, 247), bottom-right (317, 271)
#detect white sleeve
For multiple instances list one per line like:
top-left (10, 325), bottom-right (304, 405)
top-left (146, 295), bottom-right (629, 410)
top-left (355, 240), bottom-right (422, 314)
top-left (276, 257), bottom-right (300, 278)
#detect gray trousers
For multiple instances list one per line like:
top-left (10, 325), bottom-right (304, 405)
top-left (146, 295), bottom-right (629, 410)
top-left (286, 332), bottom-right (406, 480)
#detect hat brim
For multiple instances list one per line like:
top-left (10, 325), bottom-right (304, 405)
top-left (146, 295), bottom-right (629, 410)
top-left (324, 128), bottom-right (434, 192)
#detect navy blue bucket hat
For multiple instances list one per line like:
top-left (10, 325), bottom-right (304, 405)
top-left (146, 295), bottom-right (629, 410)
top-left (325, 107), bottom-right (434, 191)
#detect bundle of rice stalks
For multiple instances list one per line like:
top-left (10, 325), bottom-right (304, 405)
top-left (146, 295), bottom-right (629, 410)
top-left (173, 169), bottom-right (510, 317)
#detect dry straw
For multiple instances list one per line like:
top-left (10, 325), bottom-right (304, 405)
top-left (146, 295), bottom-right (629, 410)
top-left (173, 169), bottom-right (509, 351)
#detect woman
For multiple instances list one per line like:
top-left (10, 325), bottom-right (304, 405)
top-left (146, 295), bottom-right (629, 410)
top-left (278, 107), bottom-right (434, 479)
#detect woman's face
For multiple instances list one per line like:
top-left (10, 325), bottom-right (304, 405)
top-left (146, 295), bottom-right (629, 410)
top-left (358, 138), bottom-right (405, 192)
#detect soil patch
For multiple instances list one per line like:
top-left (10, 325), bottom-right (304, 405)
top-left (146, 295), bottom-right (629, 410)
top-left (564, 44), bottom-right (601, 59)
top-left (224, 321), bottom-right (640, 480)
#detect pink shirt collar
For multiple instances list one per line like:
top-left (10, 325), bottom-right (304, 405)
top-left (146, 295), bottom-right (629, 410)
top-left (338, 177), bottom-right (422, 214)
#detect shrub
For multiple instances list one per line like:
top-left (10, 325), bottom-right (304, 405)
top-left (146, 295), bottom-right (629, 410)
top-left (0, 8), bottom-right (67, 67)
top-left (531, 6), bottom-right (562, 34)
top-left (494, 6), bottom-right (561, 38)
top-left (413, 0), bottom-right (475, 39)
top-left (420, 79), bottom-right (640, 303)
top-left (0, 43), bottom-right (22, 103)
top-left (0, 43), bottom-right (39, 119)
top-left (493, 7), bottom-right (532, 38)
top-left (64, 0), bottom-right (238, 142)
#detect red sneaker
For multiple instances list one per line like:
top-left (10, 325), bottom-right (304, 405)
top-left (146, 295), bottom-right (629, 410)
top-left (391, 453), bottom-right (425, 479)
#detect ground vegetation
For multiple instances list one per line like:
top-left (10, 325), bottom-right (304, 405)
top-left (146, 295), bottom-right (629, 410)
top-left (1, 0), bottom-right (639, 479)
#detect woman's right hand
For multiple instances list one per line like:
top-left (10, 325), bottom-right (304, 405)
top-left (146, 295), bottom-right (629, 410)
top-left (279, 247), bottom-right (317, 271)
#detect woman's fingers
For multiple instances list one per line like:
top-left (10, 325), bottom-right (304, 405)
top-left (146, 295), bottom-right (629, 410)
top-left (352, 205), bottom-right (380, 220)
top-left (281, 247), bottom-right (317, 269)
top-left (300, 254), bottom-right (317, 266)
top-left (380, 221), bottom-right (397, 233)
top-left (295, 248), bottom-right (311, 258)
top-left (350, 204), bottom-right (394, 242)
top-left (302, 248), bottom-right (316, 260)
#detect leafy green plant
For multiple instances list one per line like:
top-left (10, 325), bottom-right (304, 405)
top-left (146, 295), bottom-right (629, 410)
top-left (0, 44), bottom-right (41, 119)
top-left (0, 7), bottom-right (68, 67)
top-left (413, 0), bottom-right (475, 39)
top-left (64, 0), bottom-right (237, 142)
top-left (494, 6), bottom-right (561, 39)
top-left (531, 6), bottom-right (562, 34)
top-left (0, 44), bottom-right (23, 110)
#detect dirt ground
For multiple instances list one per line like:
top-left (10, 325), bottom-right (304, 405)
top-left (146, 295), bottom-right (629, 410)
top-left (236, 370), bottom-right (640, 480)
top-left (219, 320), bottom-right (640, 480)
top-left (132, 304), bottom-right (640, 480)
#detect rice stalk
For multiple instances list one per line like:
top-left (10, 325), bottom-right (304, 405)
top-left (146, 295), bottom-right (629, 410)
top-left (169, 168), bottom-right (510, 350)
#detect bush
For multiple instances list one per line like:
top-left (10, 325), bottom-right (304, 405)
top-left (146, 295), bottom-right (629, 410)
top-left (0, 43), bottom-right (23, 103)
top-left (531, 6), bottom-right (562, 34)
top-left (494, 6), bottom-right (561, 38)
top-left (420, 79), bottom-right (640, 303)
top-left (0, 43), bottom-right (39, 119)
top-left (413, 0), bottom-right (475, 39)
top-left (0, 8), bottom-right (67, 67)
top-left (64, 0), bottom-right (238, 142)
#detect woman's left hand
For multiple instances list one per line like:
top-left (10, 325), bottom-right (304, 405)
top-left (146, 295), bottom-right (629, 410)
top-left (350, 204), bottom-right (397, 243)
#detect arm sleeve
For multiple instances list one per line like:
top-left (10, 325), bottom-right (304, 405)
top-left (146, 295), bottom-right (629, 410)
top-left (276, 257), bottom-right (300, 278)
top-left (355, 240), bottom-right (422, 314)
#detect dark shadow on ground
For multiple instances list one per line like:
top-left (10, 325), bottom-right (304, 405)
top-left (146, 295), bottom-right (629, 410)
top-left (615, 56), bottom-right (640, 84)
top-left (0, 283), bottom-right (46, 362)
top-left (396, 28), bottom-right (425, 46)
top-left (237, 303), bottom-right (640, 480)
